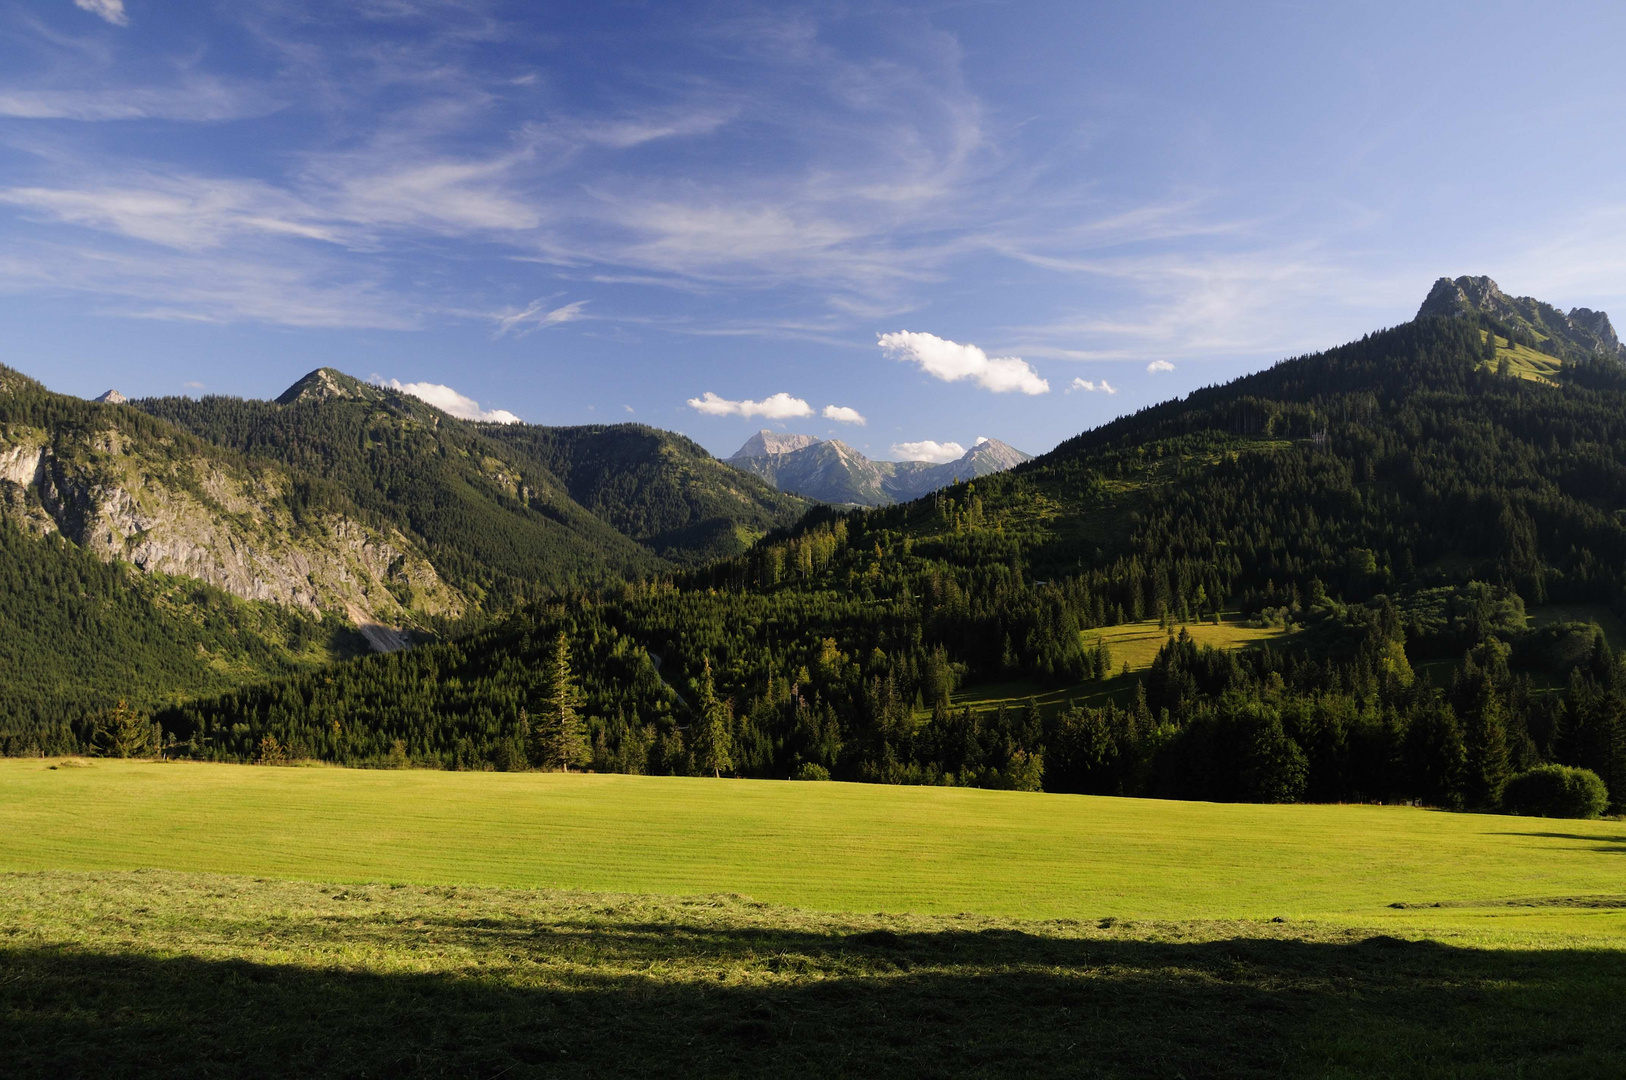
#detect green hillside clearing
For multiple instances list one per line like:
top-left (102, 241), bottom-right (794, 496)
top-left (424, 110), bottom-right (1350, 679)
top-left (1484, 329), bottom-right (1564, 384)
top-left (1089, 616), bottom-right (1289, 672)
top-left (1527, 602), bottom-right (1626, 649)
top-left (943, 617), bottom-right (1290, 719)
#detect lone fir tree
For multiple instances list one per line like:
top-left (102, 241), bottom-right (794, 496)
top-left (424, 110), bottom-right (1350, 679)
top-left (690, 657), bottom-right (735, 778)
top-left (536, 632), bottom-right (590, 772)
top-left (95, 700), bottom-right (156, 759)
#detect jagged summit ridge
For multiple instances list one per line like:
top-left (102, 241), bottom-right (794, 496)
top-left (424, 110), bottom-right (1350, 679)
top-left (1417, 275), bottom-right (1623, 359)
top-left (94, 389), bottom-right (127, 404)
top-left (727, 431), bottom-right (1032, 506)
top-left (729, 430), bottom-right (822, 460)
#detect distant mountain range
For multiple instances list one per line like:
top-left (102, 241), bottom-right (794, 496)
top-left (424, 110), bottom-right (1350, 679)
top-left (725, 431), bottom-right (1032, 506)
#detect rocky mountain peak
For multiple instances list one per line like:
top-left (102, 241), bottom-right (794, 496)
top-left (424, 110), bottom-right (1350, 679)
top-left (1416, 275), bottom-right (1624, 360)
top-left (729, 430), bottom-right (823, 460)
top-left (724, 429), bottom-right (1032, 506)
top-left (275, 367), bottom-right (384, 406)
top-left (1416, 275), bottom-right (1508, 320)
top-left (94, 389), bottom-right (127, 404)
top-left (962, 437), bottom-right (1032, 471)
top-left (1568, 307), bottom-right (1621, 353)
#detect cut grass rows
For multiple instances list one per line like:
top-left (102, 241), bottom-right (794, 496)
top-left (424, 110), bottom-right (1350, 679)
top-left (1, 759), bottom-right (1622, 942)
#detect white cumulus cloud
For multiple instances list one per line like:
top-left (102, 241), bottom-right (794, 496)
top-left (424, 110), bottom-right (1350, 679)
top-left (74, 0), bottom-right (127, 25)
top-left (1146, 360), bottom-right (1176, 373)
top-left (494, 298), bottom-right (587, 337)
top-left (378, 378), bottom-right (521, 424)
top-left (1068, 377), bottom-right (1118, 394)
top-left (891, 439), bottom-right (966, 463)
top-left (822, 404), bottom-right (866, 425)
top-left (877, 331), bottom-right (1049, 395)
top-left (686, 391), bottom-right (812, 419)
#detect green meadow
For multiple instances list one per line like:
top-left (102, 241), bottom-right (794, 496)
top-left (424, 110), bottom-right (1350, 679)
top-left (1088, 616), bottom-right (1289, 674)
top-left (3, 759), bottom-right (1625, 1076)
top-left (1, 758), bottom-right (1621, 934)
top-left (944, 617), bottom-right (1290, 719)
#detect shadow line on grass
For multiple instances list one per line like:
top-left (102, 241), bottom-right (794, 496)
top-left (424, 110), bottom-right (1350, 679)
top-left (3, 926), bottom-right (1625, 1078)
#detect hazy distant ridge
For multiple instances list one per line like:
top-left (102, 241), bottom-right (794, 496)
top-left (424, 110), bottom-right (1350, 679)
top-left (726, 430), bottom-right (1031, 506)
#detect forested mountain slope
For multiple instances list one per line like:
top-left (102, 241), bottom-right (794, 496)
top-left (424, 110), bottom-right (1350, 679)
top-left (139, 370), bottom-right (807, 599)
top-left (137, 371), bottom-right (660, 607)
top-left (0, 366), bottom-right (435, 752)
top-left (481, 422), bottom-right (807, 564)
top-left (0, 363), bottom-right (803, 751)
top-left (155, 302), bottom-right (1626, 810)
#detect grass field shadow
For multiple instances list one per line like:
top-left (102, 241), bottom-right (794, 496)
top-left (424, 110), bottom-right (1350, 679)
top-left (4, 919), bottom-right (1625, 1078)
top-left (1488, 830), bottom-right (1626, 855)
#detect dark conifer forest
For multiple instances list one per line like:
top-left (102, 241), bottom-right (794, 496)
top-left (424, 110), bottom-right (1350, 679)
top-left (97, 313), bottom-right (1626, 811)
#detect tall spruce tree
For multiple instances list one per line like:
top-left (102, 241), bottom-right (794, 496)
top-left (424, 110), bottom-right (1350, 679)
top-left (537, 633), bottom-right (590, 772)
top-left (690, 657), bottom-right (735, 778)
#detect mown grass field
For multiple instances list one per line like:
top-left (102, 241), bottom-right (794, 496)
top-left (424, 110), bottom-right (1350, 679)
top-left (3, 760), bottom-right (1625, 1077)
top-left (0, 759), bottom-right (1619, 932)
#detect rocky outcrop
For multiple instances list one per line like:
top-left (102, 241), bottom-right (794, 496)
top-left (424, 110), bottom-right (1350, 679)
top-left (94, 390), bottom-right (127, 404)
top-left (275, 367), bottom-right (388, 406)
top-left (0, 418), bottom-right (462, 628)
top-left (1417, 275), bottom-right (1624, 360)
top-left (1567, 308), bottom-right (1621, 354)
top-left (729, 430), bottom-right (822, 459)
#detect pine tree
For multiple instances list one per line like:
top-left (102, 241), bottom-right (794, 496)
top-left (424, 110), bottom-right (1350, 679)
top-left (95, 700), bottom-right (155, 759)
top-left (537, 632), bottom-right (589, 772)
top-left (1453, 651), bottom-right (1511, 808)
top-left (690, 657), bottom-right (734, 778)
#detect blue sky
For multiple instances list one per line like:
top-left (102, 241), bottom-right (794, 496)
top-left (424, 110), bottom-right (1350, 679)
top-left (3, 1), bottom-right (1625, 461)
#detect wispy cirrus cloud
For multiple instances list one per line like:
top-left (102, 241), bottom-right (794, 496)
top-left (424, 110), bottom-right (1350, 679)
top-left (0, 175), bottom-right (338, 250)
top-left (0, 80), bottom-right (278, 121)
top-left (0, 240), bottom-right (414, 329)
top-left (73, 0), bottom-right (127, 26)
top-left (1067, 377), bottom-right (1116, 394)
top-left (494, 298), bottom-right (587, 336)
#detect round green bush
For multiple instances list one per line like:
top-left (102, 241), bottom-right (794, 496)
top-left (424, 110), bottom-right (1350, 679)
top-left (791, 762), bottom-right (832, 782)
top-left (1501, 765), bottom-right (1609, 819)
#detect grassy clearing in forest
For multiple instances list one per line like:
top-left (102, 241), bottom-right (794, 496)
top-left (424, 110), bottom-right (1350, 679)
top-left (1482, 330), bottom-right (1564, 385)
top-left (944, 618), bottom-right (1290, 720)
top-left (1527, 602), bottom-right (1626, 649)
top-left (1086, 616), bottom-right (1289, 672)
